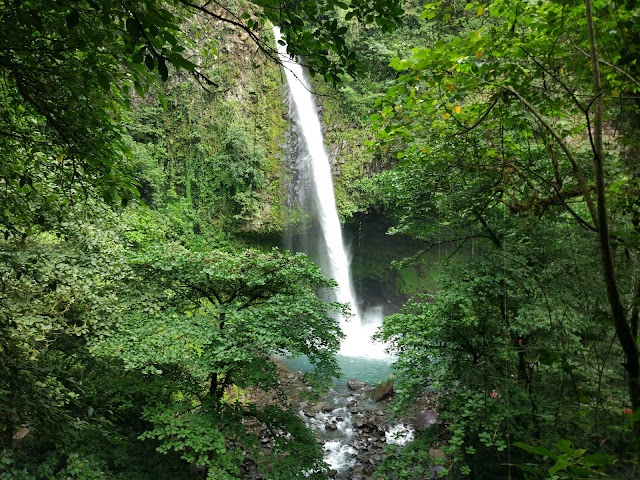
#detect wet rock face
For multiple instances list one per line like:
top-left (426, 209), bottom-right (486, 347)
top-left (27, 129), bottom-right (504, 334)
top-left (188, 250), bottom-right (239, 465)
top-left (346, 411), bottom-right (416, 479)
top-left (243, 370), bottom-right (434, 479)
top-left (305, 401), bottom-right (333, 416)
top-left (295, 379), bottom-right (416, 480)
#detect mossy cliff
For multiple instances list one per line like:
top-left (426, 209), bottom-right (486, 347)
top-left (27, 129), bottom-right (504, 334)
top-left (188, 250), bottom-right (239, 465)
top-left (127, 14), bottom-right (289, 234)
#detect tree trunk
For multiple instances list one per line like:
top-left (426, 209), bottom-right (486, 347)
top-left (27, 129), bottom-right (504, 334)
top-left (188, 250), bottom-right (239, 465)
top-left (584, 0), bottom-right (640, 444)
top-left (209, 372), bottom-right (218, 400)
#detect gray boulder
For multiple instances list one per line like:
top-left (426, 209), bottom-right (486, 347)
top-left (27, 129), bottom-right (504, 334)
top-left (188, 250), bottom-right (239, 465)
top-left (414, 410), bottom-right (439, 432)
top-left (347, 379), bottom-right (370, 391)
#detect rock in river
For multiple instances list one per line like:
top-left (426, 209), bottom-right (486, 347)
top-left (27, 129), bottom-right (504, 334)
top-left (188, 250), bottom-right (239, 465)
top-left (347, 379), bottom-right (371, 391)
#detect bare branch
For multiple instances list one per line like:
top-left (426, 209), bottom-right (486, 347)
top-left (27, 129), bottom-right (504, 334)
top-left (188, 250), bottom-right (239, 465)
top-left (520, 47), bottom-right (587, 113)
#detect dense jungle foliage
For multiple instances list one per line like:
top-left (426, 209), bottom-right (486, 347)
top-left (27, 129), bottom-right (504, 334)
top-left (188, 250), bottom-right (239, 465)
top-left (1, 0), bottom-right (639, 479)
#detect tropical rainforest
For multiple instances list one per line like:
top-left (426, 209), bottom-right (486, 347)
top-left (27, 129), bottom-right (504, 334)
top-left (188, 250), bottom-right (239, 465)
top-left (1, 0), bottom-right (639, 479)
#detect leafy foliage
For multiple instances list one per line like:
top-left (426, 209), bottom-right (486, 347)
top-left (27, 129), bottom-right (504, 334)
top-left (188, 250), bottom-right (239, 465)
top-left (513, 440), bottom-right (615, 479)
top-left (90, 213), bottom-right (345, 477)
top-left (366, 0), bottom-right (640, 476)
top-left (376, 219), bottom-right (630, 476)
top-left (1, 204), bottom-right (345, 477)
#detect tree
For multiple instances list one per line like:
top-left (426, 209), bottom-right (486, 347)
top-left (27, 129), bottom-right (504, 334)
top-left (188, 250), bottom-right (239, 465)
top-left (376, 218), bottom-right (625, 476)
top-left (370, 0), bottom-right (640, 469)
top-left (0, 204), bottom-right (133, 451)
top-left (90, 222), bottom-right (346, 478)
top-left (0, 0), bottom-right (407, 477)
top-left (0, 203), bottom-right (347, 477)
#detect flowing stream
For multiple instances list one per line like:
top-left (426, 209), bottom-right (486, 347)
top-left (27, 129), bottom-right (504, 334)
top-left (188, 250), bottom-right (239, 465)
top-left (274, 27), bottom-right (408, 477)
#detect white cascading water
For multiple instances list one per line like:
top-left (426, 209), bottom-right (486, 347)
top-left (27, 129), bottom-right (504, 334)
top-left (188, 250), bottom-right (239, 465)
top-left (274, 27), bottom-right (387, 359)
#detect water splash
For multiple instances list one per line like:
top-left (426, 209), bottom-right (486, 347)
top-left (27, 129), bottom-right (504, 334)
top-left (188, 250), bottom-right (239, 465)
top-left (385, 424), bottom-right (415, 446)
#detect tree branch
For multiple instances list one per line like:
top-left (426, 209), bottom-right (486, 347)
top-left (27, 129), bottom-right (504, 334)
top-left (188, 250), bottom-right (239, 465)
top-left (502, 84), bottom-right (598, 226)
top-left (397, 233), bottom-right (498, 267)
top-left (177, 0), bottom-right (279, 65)
top-left (442, 92), bottom-right (501, 136)
top-left (573, 43), bottom-right (640, 89)
top-left (520, 47), bottom-right (586, 113)
top-left (510, 158), bottom-right (597, 232)
top-left (475, 211), bottom-right (502, 249)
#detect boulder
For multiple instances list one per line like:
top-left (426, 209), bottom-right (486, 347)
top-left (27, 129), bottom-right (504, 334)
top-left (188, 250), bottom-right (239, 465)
top-left (373, 379), bottom-right (394, 402)
top-left (306, 401), bottom-right (330, 416)
top-left (414, 410), bottom-right (439, 432)
top-left (12, 427), bottom-right (29, 442)
top-left (353, 418), bottom-right (368, 430)
top-left (429, 465), bottom-right (446, 479)
top-left (347, 379), bottom-right (370, 391)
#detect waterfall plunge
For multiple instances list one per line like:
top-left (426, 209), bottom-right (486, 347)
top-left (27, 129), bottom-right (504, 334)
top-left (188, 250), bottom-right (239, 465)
top-left (274, 27), bottom-right (388, 360)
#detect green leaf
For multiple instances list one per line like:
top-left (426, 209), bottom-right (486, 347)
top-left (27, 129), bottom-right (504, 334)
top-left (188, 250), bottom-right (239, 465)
top-left (158, 92), bottom-right (167, 109)
top-left (97, 73), bottom-right (110, 91)
top-left (126, 17), bottom-right (139, 38)
top-left (134, 80), bottom-right (144, 96)
top-left (158, 58), bottom-right (168, 81)
top-left (549, 458), bottom-right (571, 475)
top-left (66, 9), bottom-right (80, 29)
top-left (145, 54), bottom-right (155, 71)
top-left (513, 442), bottom-right (555, 459)
top-left (171, 56), bottom-right (196, 71)
top-left (132, 49), bottom-right (144, 64)
top-left (581, 454), bottom-right (613, 467)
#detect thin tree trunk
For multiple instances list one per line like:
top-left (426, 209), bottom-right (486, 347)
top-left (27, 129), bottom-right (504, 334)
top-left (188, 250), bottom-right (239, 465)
top-left (209, 312), bottom-right (226, 403)
top-left (584, 0), bottom-right (640, 441)
top-left (209, 372), bottom-right (218, 400)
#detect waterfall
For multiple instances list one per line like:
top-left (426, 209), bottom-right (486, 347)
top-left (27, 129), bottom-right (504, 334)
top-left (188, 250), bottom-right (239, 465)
top-left (274, 29), bottom-right (400, 477)
top-left (274, 27), bottom-right (387, 360)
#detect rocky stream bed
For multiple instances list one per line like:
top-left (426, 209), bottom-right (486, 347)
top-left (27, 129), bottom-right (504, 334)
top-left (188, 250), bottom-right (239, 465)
top-left (241, 369), bottom-right (442, 479)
